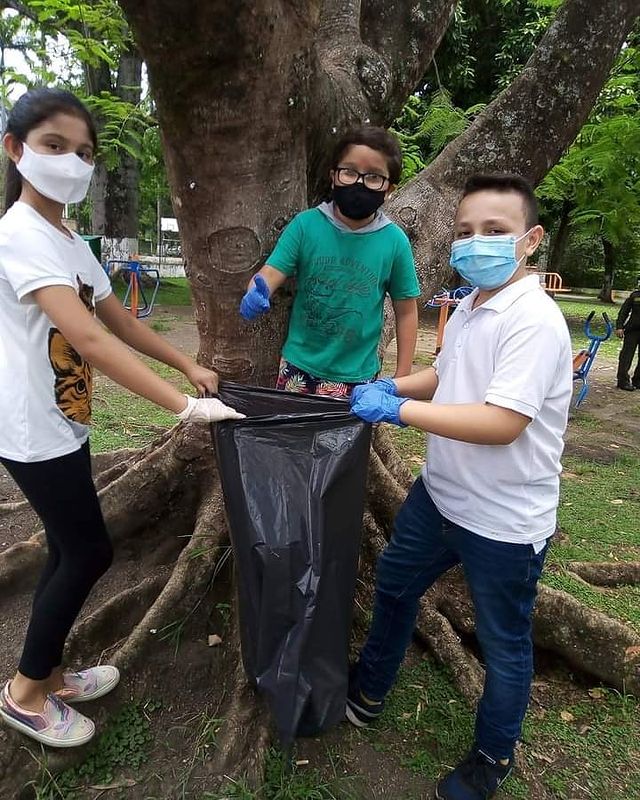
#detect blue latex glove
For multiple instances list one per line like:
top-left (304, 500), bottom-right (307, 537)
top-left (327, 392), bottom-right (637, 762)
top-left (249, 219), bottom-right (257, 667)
top-left (350, 385), bottom-right (408, 426)
top-left (240, 274), bottom-right (271, 320)
top-left (351, 377), bottom-right (398, 405)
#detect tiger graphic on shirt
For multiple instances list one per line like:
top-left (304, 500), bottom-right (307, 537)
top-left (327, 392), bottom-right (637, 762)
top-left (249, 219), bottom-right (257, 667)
top-left (48, 276), bottom-right (95, 425)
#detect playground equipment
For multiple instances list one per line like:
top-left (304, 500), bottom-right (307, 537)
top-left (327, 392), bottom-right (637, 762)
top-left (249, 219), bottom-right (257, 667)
top-left (533, 271), bottom-right (571, 297)
top-left (425, 285), bottom-right (474, 353)
top-left (572, 311), bottom-right (613, 408)
top-left (106, 258), bottom-right (161, 318)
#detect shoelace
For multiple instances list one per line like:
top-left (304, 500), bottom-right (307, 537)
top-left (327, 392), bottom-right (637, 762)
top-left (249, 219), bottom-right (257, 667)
top-left (458, 750), bottom-right (509, 795)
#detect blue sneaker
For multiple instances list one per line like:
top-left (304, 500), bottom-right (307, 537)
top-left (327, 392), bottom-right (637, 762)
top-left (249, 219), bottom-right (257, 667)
top-left (345, 665), bottom-right (384, 728)
top-left (435, 748), bottom-right (513, 799)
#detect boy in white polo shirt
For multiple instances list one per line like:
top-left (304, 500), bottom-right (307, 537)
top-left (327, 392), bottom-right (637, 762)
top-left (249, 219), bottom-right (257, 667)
top-left (347, 174), bottom-right (573, 800)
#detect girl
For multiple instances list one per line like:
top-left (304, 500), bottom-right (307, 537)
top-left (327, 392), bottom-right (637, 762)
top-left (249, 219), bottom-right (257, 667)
top-left (0, 88), bottom-right (243, 748)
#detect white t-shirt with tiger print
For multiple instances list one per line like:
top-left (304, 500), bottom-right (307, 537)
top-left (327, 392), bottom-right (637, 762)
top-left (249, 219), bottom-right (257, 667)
top-left (0, 201), bottom-right (112, 462)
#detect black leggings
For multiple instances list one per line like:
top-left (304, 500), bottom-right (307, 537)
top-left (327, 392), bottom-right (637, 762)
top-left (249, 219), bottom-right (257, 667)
top-left (1, 442), bottom-right (112, 680)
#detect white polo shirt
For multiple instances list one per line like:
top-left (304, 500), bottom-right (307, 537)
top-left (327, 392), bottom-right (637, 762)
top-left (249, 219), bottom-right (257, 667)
top-left (421, 275), bottom-right (573, 547)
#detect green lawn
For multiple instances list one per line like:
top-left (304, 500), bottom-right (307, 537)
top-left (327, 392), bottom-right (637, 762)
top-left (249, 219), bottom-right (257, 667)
top-left (90, 361), bottom-right (190, 452)
top-left (112, 275), bottom-right (192, 307)
top-left (556, 298), bottom-right (621, 359)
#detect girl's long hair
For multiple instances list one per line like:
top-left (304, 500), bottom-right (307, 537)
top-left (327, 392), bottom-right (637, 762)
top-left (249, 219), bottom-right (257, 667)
top-left (3, 87), bottom-right (97, 211)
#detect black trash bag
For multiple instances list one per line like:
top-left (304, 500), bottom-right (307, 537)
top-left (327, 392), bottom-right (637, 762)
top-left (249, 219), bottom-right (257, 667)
top-left (213, 382), bottom-right (372, 745)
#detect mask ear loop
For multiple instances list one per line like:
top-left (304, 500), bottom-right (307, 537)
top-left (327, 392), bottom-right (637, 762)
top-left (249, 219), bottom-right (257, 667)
top-left (515, 228), bottom-right (535, 267)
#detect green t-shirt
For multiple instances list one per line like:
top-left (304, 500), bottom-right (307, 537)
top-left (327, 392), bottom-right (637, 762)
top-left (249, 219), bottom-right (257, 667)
top-left (267, 208), bottom-right (420, 383)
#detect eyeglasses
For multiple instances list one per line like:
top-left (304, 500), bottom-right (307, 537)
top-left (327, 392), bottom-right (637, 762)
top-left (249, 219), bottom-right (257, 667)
top-left (335, 166), bottom-right (390, 192)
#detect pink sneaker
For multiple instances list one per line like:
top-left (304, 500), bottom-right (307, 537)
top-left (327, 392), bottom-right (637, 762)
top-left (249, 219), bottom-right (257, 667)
top-left (0, 681), bottom-right (95, 748)
top-left (56, 666), bottom-right (120, 703)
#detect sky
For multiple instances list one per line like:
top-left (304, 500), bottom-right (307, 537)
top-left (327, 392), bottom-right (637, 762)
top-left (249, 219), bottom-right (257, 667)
top-left (1, 9), bottom-right (149, 109)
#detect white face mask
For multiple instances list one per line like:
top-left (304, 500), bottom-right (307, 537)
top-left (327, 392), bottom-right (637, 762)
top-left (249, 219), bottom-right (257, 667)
top-left (16, 142), bottom-right (94, 205)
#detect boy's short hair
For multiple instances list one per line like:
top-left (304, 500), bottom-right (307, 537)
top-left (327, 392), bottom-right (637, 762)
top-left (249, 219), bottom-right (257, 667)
top-left (331, 126), bottom-right (403, 185)
top-left (461, 173), bottom-right (539, 229)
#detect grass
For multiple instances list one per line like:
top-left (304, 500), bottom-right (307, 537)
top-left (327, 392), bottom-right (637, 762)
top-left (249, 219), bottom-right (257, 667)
top-left (33, 700), bottom-right (160, 799)
top-left (203, 749), bottom-right (360, 800)
top-left (556, 298), bottom-right (621, 360)
top-left (386, 425), bottom-right (426, 476)
top-left (112, 275), bottom-right (192, 307)
top-left (90, 360), bottom-right (190, 453)
top-left (554, 454), bottom-right (640, 565)
top-left (521, 688), bottom-right (640, 800)
top-left (149, 318), bottom-right (174, 333)
top-left (362, 656), bottom-right (640, 800)
top-left (367, 658), bottom-right (475, 780)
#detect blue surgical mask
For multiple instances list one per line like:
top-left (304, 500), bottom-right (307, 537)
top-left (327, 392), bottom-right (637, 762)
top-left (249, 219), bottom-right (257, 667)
top-left (450, 231), bottom-right (531, 290)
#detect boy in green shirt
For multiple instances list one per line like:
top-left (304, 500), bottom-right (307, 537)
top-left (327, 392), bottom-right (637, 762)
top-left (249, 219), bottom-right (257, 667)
top-left (240, 126), bottom-right (420, 397)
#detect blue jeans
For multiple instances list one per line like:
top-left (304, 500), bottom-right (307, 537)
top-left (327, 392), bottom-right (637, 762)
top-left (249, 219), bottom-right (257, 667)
top-left (358, 478), bottom-right (547, 760)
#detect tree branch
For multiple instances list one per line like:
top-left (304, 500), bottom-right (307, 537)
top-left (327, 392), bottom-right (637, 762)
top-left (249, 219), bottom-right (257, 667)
top-left (314, 0), bottom-right (388, 130)
top-left (388, 0), bottom-right (640, 297)
top-left (361, 0), bottom-right (457, 120)
top-left (309, 0), bottom-right (457, 198)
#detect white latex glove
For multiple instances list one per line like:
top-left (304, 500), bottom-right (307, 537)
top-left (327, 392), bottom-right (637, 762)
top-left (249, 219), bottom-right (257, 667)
top-left (176, 395), bottom-right (246, 423)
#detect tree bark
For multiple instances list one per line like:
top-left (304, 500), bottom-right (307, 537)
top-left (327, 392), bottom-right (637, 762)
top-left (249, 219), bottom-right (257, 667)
top-left (387, 0), bottom-right (640, 298)
top-left (2, 2), bottom-right (639, 795)
top-left (88, 47), bottom-right (143, 260)
top-left (547, 200), bottom-right (573, 276)
top-left (598, 238), bottom-right (616, 303)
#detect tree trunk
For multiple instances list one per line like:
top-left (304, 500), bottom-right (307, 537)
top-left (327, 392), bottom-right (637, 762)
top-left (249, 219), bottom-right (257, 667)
top-left (1, 1), bottom-right (639, 795)
top-left (547, 200), bottom-right (573, 276)
top-left (598, 238), bottom-right (616, 303)
top-left (87, 48), bottom-right (143, 261)
top-left (387, 0), bottom-right (640, 296)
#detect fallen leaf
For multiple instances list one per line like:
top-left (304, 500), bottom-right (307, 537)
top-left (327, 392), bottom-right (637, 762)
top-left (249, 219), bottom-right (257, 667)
top-left (531, 751), bottom-right (554, 764)
top-left (578, 725), bottom-right (593, 735)
top-left (89, 779), bottom-right (137, 790)
top-left (560, 710), bottom-right (575, 723)
top-left (609, 499), bottom-right (623, 505)
top-left (208, 634), bottom-right (223, 647)
top-left (588, 688), bottom-right (605, 699)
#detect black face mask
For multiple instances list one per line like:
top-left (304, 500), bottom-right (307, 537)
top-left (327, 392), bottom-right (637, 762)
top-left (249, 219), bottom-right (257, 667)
top-left (332, 183), bottom-right (386, 221)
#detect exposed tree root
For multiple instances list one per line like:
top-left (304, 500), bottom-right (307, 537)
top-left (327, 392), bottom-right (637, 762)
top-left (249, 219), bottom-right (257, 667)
top-left (372, 426), bottom-right (414, 490)
top-left (364, 451), bottom-right (640, 703)
top-left (206, 634), bottom-right (270, 790)
top-left (0, 531), bottom-right (46, 598)
top-left (0, 500), bottom-right (29, 514)
top-left (431, 567), bottom-right (640, 697)
top-left (1, 428), bottom-right (639, 797)
top-left (414, 599), bottom-right (485, 705)
top-left (534, 585), bottom-right (640, 695)
top-left (111, 481), bottom-right (226, 673)
top-left (366, 448), bottom-right (407, 533)
top-left (0, 426), bottom-right (201, 598)
top-left (566, 561), bottom-right (640, 587)
top-left (65, 570), bottom-right (170, 665)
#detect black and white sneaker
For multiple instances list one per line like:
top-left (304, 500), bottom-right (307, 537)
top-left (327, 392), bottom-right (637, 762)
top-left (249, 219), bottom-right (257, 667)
top-left (345, 666), bottom-right (384, 728)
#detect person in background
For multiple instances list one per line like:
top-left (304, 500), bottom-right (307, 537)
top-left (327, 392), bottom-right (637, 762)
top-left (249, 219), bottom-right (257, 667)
top-left (348, 174), bottom-right (572, 800)
top-left (0, 88), bottom-right (243, 748)
top-left (239, 125), bottom-right (420, 397)
top-left (615, 275), bottom-right (640, 391)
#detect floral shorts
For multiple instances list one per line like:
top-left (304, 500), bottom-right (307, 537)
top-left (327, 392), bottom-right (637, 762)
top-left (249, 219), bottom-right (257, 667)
top-left (276, 359), bottom-right (372, 399)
